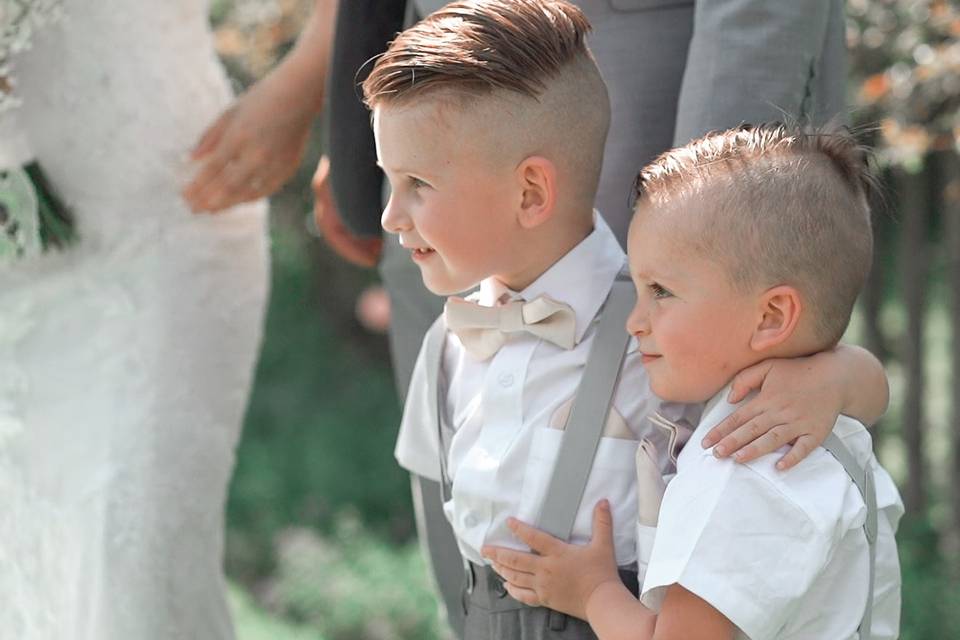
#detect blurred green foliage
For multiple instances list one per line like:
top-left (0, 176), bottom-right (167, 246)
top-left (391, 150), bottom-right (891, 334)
top-left (227, 199), bottom-right (413, 581)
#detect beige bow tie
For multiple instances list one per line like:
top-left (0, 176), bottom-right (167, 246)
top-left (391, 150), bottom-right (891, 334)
top-left (444, 295), bottom-right (577, 361)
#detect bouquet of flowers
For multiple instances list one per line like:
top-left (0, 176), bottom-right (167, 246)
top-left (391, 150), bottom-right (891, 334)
top-left (0, 0), bottom-right (73, 264)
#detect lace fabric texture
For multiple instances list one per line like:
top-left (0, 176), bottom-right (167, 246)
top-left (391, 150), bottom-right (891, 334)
top-left (0, 2), bottom-right (270, 638)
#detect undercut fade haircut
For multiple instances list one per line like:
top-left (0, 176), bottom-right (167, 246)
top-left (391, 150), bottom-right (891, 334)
top-left (634, 123), bottom-right (876, 347)
top-left (362, 0), bottom-right (593, 106)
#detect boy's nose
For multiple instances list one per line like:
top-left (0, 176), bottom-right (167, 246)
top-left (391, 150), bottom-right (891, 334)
top-left (625, 301), bottom-right (651, 337)
top-left (381, 196), bottom-right (411, 234)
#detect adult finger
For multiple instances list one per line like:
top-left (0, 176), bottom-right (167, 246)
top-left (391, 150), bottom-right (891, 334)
top-left (726, 361), bottom-right (773, 403)
top-left (183, 151), bottom-right (235, 212)
top-left (193, 145), bottom-right (276, 213)
top-left (191, 108), bottom-right (233, 160)
top-left (209, 154), bottom-right (268, 205)
top-left (506, 518), bottom-right (563, 555)
top-left (311, 155), bottom-right (331, 202)
top-left (702, 403), bottom-right (763, 450)
top-left (313, 166), bottom-right (382, 267)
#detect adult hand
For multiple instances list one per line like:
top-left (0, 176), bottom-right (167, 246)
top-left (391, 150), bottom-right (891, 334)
top-left (183, 65), bottom-right (317, 213)
top-left (312, 155), bottom-right (382, 268)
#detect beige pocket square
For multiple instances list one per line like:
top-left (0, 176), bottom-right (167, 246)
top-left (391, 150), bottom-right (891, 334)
top-left (636, 439), bottom-right (666, 527)
top-left (548, 397), bottom-right (635, 440)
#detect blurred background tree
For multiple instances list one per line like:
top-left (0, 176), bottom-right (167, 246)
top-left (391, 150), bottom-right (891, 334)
top-left (212, 1), bottom-right (960, 638)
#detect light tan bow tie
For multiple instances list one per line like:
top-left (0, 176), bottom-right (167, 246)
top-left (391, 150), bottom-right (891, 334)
top-left (443, 295), bottom-right (577, 361)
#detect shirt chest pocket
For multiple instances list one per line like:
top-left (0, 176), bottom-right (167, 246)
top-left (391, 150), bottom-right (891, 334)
top-left (516, 405), bottom-right (641, 565)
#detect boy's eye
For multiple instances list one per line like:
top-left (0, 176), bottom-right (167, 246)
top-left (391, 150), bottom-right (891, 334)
top-left (410, 177), bottom-right (428, 190)
top-left (649, 282), bottom-right (673, 299)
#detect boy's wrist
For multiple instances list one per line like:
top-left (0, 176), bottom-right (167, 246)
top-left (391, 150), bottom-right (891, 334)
top-left (584, 578), bottom-right (631, 623)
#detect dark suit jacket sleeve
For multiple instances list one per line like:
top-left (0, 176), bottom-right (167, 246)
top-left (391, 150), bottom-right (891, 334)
top-left (672, 0), bottom-right (846, 146)
top-left (326, 0), bottom-right (408, 238)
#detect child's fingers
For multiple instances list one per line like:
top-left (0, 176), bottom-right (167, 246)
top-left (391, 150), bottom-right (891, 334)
top-left (490, 561), bottom-right (536, 590)
top-left (713, 410), bottom-right (783, 460)
top-left (590, 500), bottom-right (614, 546)
top-left (702, 403), bottom-right (763, 450)
top-left (726, 361), bottom-right (773, 403)
top-left (728, 422), bottom-right (792, 463)
top-left (504, 582), bottom-right (543, 607)
top-left (506, 517), bottom-right (563, 555)
top-left (776, 433), bottom-right (816, 471)
top-left (481, 545), bottom-right (540, 573)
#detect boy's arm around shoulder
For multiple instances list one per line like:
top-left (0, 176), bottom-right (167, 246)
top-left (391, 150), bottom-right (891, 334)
top-left (703, 344), bottom-right (888, 470)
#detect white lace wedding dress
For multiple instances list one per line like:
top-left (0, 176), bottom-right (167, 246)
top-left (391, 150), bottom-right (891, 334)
top-left (0, 2), bottom-right (269, 638)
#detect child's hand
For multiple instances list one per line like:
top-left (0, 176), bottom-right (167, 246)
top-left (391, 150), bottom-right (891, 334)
top-left (481, 500), bottom-right (622, 621)
top-left (701, 345), bottom-right (888, 470)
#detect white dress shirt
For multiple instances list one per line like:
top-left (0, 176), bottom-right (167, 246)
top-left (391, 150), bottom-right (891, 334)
top-left (641, 386), bottom-right (904, 640)
top-left (395, 214), bottom-right (698, 566)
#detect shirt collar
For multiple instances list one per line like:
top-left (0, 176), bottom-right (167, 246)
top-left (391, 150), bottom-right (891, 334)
top-left (478, 212), bottom-right (626, 344)
top-left (699, 383), bottom-right (755, 435)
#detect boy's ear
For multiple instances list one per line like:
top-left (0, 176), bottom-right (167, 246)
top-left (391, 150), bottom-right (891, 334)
top-left (516, 156), bottom-right (557, 229)
top-left (749, 285), bottom-right (803, 352)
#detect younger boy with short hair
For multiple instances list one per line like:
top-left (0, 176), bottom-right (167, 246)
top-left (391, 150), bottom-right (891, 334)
top-left (483, 124), bottom-right (904, 639)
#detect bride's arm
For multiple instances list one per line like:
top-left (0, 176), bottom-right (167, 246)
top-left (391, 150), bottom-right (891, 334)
top-left (183, 0), bottom-right (339, 213)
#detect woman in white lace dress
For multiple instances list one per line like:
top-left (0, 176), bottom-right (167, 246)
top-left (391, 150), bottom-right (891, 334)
top-left (0, 1), bottom-right (334, 637)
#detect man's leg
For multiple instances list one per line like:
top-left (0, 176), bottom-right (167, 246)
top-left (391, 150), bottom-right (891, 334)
top-left (380, 233), bottom-right (466, 638)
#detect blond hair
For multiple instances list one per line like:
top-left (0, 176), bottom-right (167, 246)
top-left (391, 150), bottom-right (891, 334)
top-left (364, 0), bottom-right (610, 213)
top-left (635, 124), bottom-right (875, 346)
top-left (363, 0), bottom-right (592, 106)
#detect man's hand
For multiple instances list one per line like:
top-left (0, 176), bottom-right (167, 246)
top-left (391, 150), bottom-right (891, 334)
top-left (312, 155), bottom-right (383, 268)
top-left (482, 500), bottom-right (622, 621)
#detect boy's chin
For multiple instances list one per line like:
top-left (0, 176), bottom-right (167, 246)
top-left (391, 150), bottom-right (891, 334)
top-left (650, 376), bottom-right (717, 405)
top-left (422, 275), bottom-right (480, 297)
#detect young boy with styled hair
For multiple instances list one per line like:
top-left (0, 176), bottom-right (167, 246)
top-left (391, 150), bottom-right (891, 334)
top-left (364, 2), bottom-right (891, 638)
top-left (483, 124), bottom-right (904, 639)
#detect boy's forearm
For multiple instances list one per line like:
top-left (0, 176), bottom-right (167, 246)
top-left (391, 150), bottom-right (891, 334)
top-left (830, 343), bottom-right (889, 425)
top-left (584, 580), bottom-right (657, 640)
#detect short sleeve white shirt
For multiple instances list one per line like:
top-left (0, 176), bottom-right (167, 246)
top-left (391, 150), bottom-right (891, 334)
top-left (395, 214), bottom-right (699, 566)
top-left (640, 387), bottom-right (904, 640)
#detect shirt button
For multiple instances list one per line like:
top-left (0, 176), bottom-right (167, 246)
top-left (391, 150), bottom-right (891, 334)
top-left (498, 372), bottom-right (515, 388)
top-left (464, 513), bottom-right (478, 528)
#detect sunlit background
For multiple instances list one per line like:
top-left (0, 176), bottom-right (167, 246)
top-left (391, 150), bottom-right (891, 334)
top-left (210, 1), bottom-right (960, 638)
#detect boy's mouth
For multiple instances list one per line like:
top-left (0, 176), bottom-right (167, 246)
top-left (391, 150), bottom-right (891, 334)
top-left (640, 352), bottom-right (661, 365)
top-left (411, 247), bottom-right (436, 261)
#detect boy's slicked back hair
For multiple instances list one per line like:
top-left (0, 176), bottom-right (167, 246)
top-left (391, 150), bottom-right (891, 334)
top-left (362, 0), bottom-right (593, 106)
top-left (634, 124), bottom-right (876, 346)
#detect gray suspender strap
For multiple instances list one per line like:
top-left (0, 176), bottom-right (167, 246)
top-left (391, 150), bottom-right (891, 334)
top-left (821, 431), bottom-right (878, 640)
top-left (535, 271), bottom-right (636, 541)
top-left (422, 314), bottom-right (454, 502)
